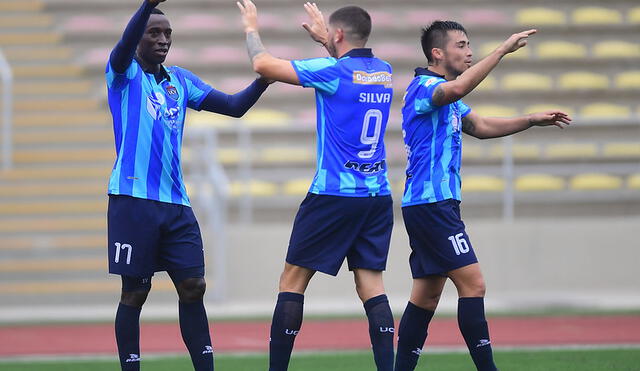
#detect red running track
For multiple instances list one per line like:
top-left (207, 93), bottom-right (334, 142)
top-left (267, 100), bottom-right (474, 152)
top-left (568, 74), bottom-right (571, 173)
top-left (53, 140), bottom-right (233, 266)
top-left (1, 315), bottom-right (639, 357)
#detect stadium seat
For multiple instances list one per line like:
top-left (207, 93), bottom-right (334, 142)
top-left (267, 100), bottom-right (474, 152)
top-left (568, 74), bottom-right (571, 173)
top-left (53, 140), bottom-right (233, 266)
top-left (200, 46), bottom-right (246, 64)
top-left (0, 32), bottom-right (61, 46)
top-left (217, 148), bottom-right (243, 165)
top-left (0, 216), bottom-right (105, 234)
top-left (580, 103), bottom-right (631, 119)
top-left (186, 111), bottom-right (233, 128)
top-left (516, 8), bottom-right (566, 25)
top-left (260, 147), bottom-right (314, 164)
top-left (472, 105), bottom-right (518, 117)
top-left (481, 42), bottom-right (530, 59)
top-left (559, 72), bottom-right (609, 90)
top-left (405, 10), bottom-right (452, 26)
top-left (592, 41), bottom-right (640, 58)
top-left (489, 143), bottom-right (541, 160)
top-left (15, 112), bottom-right (109, 128)
top-left (0, 182), bottom-right (104, 198)
top-left (615, 71), bottom-right (640, 89)
top-left (515, 174), bottom-right (565, 191)
top-left (628, 174), bottom-right (640, 189)
top-left (374, 43), bottom-right (416, 60)
top-left (283, 178), bottom-right (310, 196)
top-left (229, 180), bottom-right (278, 197)
top-left (630, 7), bottom-right (640, 24)
top-left (524, 104), bottom-right (575, 117)
top-left (545, 143), bottom-right (598, 159)
top-left (602, 142), bottom-right (640, 158)
top-left (461, 175), bottom-right (504, 192)
top-left (570, 173), bottom-right (623, 190)
top-left (13, 65), bottom-right (84, 79)
top-left (4, 47), bottom-right (72, 62)
top-left (461, 9), bottom-right (508, 25)
top-left (173, 14), bottom-right (228, 31)
top-left (0, 14), bottom-right (52, 28)
top-left (0, 258), bottom-right (105, 273)
top-left (537, 41), bottom-right (587, 59)
top-left (475, 76), bottom-right (497, 91)
top-left (502, 73), bottom-right (553, 91)
top-left (0, 201), bottom-right (105, 216)
top-left (242, 109), bottom-right (292, 128)
top-left (13, 98), bottom-right (99, 112)
top-left (0, 166), bottom-right (109, 181)
top-left (0, 0), bottom-right (43, 12)
top-left (14, 129), bottom-right (111, 145)
top-left (572, 7), bottom-right (623, 25)
top-left (63, 15), bottom-right (115, 33)
top-left (462, 144), bottom-right (484, 160)
top-left (14, 81), bottom-right (92, 96)
top-left (13, 148), bottom-right (113, 165)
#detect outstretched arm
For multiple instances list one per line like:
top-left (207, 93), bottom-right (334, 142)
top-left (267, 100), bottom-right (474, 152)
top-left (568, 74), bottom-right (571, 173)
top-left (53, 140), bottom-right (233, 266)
top-left (302, 2), bottom-right (330, 54)
top-left (110, 0), bottom-right (165, 73)
top-left (199, 78), bottom-right (270, 118)
top-left (461, 110), bottom-right (572, 139)
top-left (237, 0), bottom-right (300, 84)
top-left (432, 29), bottom-right (537, 106)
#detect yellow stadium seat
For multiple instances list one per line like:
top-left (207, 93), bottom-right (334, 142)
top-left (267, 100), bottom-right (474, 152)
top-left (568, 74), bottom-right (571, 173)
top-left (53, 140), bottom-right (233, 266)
top-left (580, 103), bottom-right (631, 119)
top-left (260, 147), bottom-right (314, 163)
top-left (0, 0), bottom-right (43, 11)
top-left (462, 144), bottom-right (484, 160)
top-left (559, 72), bottom-right (609, 90)
top-left (217, 148), bottom-right (243, 165)
top-left (628, 174), bottom-right (640, 189)
top-left (545, 143), bottom-right (598, 159)
top-left (283, 178), bottom-right (310, 196)
top-left (229, 180), bottom-right (277, 197)
top-left (537, 41), bottom-right (587, 59)
top-left (516, 8), bottom-right (566, 25)
top-left (187, 111), bottom-right (232, 128)
top-left (473, 105), bottom-right (518, 117)
top-left (524, 104), bottom-right (575, 117)
top-left (615, 71), bottom-right (640, 89)
top-left (572, 7), bottom-right (622, 25)
top-left (481, 42), bottom-right (530, 59)
top-left (592, 41), bottom-right (640, 58)
top-left (0, 32), bottom-right (61, 46)
top-left (570, 173), bottom-right (622, 190)
top-left (516, 174), bottom-right (565, 191)
top-left (603, 142), bottom-right (640, 158)
top-left (489, 144), bottom-right (541, 159)
top-left (502, 73), bottom-right (553, 91)
top-left (628, 7), bottom-right (640, 23)
top-left (242, 109), bottom-right (291, 128)
top-left (475, 76), bottom-right (497, 91)
top-left (462, 175), bottom-right (504, 192)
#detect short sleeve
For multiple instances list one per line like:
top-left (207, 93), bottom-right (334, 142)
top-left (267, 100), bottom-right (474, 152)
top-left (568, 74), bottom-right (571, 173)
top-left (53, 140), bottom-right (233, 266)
top-left (458, 100), bottom-right (472, 118)
top-left (106, 59), bottom-right (139, 92)
top-left (177, 67), bottom-right (214, 110)
top-left (414, 76), bottom-right (446, 114)
top-left (291, 57), bottom-right (340, 95)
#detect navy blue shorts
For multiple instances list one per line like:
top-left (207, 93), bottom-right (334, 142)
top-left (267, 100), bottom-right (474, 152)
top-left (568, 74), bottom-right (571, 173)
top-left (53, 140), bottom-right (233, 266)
top-left (402, 199), bottom-right (478, 278)
top-left (107, 195), bottom-right (205, 278)
top-left (287, 193), bottom-right (393, 276)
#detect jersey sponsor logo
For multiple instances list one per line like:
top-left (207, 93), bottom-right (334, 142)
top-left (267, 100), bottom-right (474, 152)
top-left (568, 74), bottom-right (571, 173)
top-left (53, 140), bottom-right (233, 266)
top-left (146, 91), bottom-right (165, 120)
top-left (353, 71), bottom-right (392, 88)
top-left (358, 92), bottom-right (392, 104)
top-left (344, 159), bottom-right (386, 174)
top-left (165, 84), bottom-right (179, 100)
top-left (424, 77), bottom-right (440, 87)
top-left (163, 106), bottom-right (182, 130)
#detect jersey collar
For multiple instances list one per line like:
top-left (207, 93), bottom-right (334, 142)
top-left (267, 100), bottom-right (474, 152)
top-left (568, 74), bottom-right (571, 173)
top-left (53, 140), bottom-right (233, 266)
top-left (414, 67), bottom-right (444, 78)
top-left (342, 48), bottom-right (374, 58)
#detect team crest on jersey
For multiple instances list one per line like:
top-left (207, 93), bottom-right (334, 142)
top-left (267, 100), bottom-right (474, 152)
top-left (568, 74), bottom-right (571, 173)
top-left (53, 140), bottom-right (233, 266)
top-left (165, 84), bottom-right (179, 100)
top-left (353, 71), bottom-right (392, 88)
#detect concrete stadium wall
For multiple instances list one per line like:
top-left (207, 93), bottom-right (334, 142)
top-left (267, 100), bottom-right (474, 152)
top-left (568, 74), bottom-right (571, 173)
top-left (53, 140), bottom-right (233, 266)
top-left (209, 216), bottom-right (640, 316)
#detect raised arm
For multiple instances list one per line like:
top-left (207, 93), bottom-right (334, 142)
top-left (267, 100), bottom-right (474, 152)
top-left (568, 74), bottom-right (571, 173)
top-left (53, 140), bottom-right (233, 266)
top-left (237, 0), bottom-right (300, 84)
top-left (433, 29), bottom-right (536, 107)
top-left (461, 110), bottom-right (572, 139)
top-left (110, 0), bottom-right (165, 73)
top-left (301, 2), bottom-right (330, 54)
top-left (199, 78), bottom-right (270, 118)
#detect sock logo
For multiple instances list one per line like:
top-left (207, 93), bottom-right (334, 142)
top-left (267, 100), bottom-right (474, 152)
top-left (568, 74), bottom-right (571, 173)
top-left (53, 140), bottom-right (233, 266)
top-left (125, 354), bottom-right (140, 363)
top-left (411, 348), bottom-right (422, 356)
top-left (284, 329), bottom-right (299, 336)
top-left (379, 327), bottom-right (395, 333)
top-left (202, 345), bottom-right (214, 354)
top-left (476, 339), bottom-right (491, 348)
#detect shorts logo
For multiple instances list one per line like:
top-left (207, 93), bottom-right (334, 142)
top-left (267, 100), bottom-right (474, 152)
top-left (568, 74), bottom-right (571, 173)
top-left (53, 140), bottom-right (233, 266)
top-left (284, 329), bottom-right (299, 336)
top-left (165, 84), bottom-right (179, 100)
top-left (146, 91), bottom-right (165, 120)
top-left (125, 354), bottom-right (140, 363)
top-left (202, 345), bottom-right (214, 354)
top-left (353, 71), bottom-right (392, 88)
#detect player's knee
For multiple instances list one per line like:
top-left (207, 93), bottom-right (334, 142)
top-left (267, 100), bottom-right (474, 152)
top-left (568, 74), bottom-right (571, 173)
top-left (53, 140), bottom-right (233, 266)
top-left (120, 290), bottom-right (150, 307)
top-left (461, 278), bottom-right (486, 297)
top-left (176, 277), bottom-right (206, 303)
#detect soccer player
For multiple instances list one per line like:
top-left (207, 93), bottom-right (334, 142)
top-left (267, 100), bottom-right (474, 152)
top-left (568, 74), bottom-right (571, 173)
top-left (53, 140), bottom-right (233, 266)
top-left (106, 1), bottom-right (270, 370)
top-left (237, 1), bottom-right (395, 370)
top-left (394, 21), bottom-right (572, 371)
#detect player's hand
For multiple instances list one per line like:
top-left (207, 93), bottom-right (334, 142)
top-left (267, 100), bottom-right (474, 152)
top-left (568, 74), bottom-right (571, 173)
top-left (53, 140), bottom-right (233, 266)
top-left (302, 2), bottom-right (329, 46)
top-left (528, 110), bottom-right (572, 129)
top-left (497, 29), bottom-right (537, 55)
top-left (237, 0), bottom-right (259, 33)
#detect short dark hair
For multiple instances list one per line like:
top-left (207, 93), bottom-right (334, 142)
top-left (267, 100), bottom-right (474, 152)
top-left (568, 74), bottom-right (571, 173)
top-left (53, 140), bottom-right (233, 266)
top-left (151, 8), bottom-right (165, 15)
top-left (421, 20), bottom-right (467, 63)
top-left (329, 6), bottom-right (371, 44)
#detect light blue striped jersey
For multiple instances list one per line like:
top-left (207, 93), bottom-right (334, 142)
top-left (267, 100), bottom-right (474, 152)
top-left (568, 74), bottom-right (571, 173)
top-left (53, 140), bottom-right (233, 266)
top-left (106, 59), bottom-right (213, 206)
top-left (291, 48), bottom-right (393, 197)
top-left (401, 68), bottom-right (471, 206)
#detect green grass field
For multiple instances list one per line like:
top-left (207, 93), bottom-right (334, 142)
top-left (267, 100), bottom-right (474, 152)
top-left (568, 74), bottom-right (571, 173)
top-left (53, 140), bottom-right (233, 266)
top-left (1, 348), bottom-right (639, 371)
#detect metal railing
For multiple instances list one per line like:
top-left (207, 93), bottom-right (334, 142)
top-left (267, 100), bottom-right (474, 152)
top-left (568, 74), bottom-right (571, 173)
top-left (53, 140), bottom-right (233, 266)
top-left (0, 48), bottom-right (13, 172)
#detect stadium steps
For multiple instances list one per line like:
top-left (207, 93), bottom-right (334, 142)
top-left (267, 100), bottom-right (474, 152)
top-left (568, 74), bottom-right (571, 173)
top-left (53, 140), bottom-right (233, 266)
top-left (13, 128), bottom-right (112, 146)
top-left (0, 234), bottom-right (104, 251)
top-left (0, 216), bottom-right (104, 234)
top-left (0, 201), bottom-right (105, 216)
top-left (0, 279), bottom-right (175, 295)
top-left (0, 32), bottom-right (62, 46)
top-left (0, 14), bottom-right (53, 29)
top-left (0, 182), bottom-right (105, 199)
top-left (0, 0), bottom-right (44, 12)
top-left (14, 112), bottom-right (110, 128)
top-left (13, 81), bottom-right (93, 97)
top-left (0, 166), bottom-right (110, 181)
top-left (11, 148), bottom-right (113, 166)
top-left (2, 46), bottom-right (73, 62)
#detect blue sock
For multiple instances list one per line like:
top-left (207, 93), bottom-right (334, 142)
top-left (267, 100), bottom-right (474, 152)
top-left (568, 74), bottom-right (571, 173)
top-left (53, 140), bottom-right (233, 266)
top-left (394, 301), bottom-right (435, 371)
top-left (458, 297), bottom-right (497, 371)
top-left (179, 300), bottom-right (214, 371)
top-left (363, 294), bottom-right (395, 371)
top-left (269, 292), bottom-right (304, 371)
top-left (115, 303), bottom-right (142, 371)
